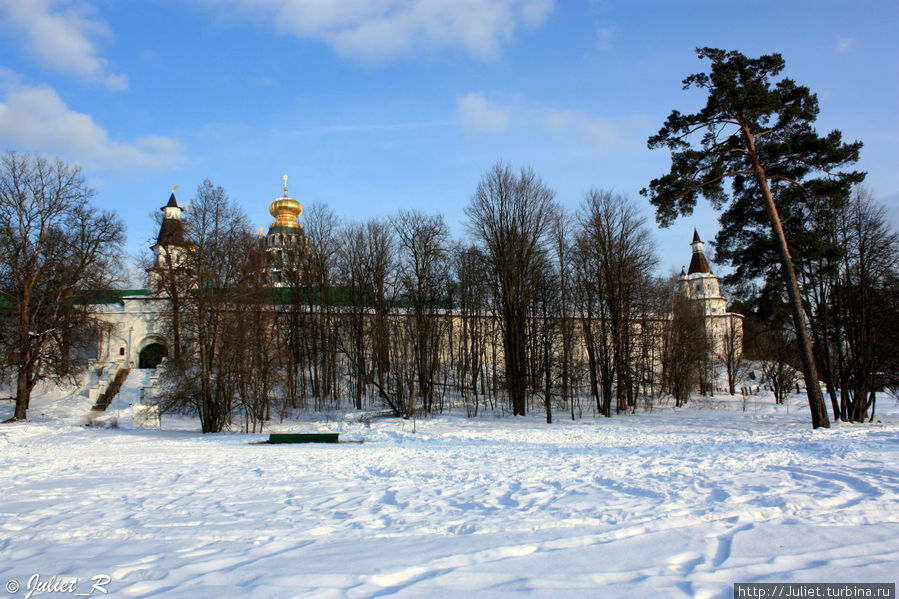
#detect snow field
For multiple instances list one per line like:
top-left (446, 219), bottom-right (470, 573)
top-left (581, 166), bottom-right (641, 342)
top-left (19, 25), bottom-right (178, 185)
top-left (0, 385), bottom-right (897, 598)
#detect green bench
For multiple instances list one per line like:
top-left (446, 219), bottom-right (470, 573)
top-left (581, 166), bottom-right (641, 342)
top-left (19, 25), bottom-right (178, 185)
top-left (268, 433), bottom-right (339, 444)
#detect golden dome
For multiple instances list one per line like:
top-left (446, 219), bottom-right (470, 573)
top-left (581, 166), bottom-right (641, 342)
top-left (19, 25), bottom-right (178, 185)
top-left (268, 175), bottom-right (302, 228)
top-left (269, 198), bottom-right (302, 227)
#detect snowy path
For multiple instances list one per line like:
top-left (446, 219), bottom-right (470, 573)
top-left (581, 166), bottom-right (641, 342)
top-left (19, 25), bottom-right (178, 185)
top-left (1, 400), bottom-right (897, 598)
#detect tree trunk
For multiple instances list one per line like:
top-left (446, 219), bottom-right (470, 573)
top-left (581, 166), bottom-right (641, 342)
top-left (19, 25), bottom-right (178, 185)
top-left (14, 362), bottom-right (29, 421)
top-left (503, 304), bottom-right (527, 416)
top-left (171, 295), bottom-right (182, 363)
top-left (742, 124), bottom-right (830, 428)
top-left (543, 302), bottom-right (552, 424)
top-left (582, 317), bottom-right (601, 416)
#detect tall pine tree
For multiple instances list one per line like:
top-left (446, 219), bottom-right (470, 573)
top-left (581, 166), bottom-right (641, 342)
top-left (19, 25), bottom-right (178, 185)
top-left (642, 48), bottom-right (864, 429)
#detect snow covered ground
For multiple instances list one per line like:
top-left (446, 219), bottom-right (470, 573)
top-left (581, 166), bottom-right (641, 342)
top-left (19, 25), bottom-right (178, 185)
top-left (0, 378), bottom-right (897, 598)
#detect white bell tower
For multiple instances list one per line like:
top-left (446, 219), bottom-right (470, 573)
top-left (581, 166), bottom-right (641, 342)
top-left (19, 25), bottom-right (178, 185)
top-left (680, 230), bottom-right (727, 315)
top-left (148, 189), bottom-right (188, 293)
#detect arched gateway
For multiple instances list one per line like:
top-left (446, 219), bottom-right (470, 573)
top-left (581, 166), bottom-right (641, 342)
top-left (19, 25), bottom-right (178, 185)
top-left (138, 343), bottom-right (167, 369)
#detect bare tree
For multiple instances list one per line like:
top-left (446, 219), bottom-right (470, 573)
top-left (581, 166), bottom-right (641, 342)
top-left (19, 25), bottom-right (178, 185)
top-left (719, 315), bottom-right (744, 395)
top-left (363, 219), bottom-right (396, 405)
top-left (528, 251), bottom-right (558, 422)
top-left (334, 218), bottom-right (402, 414)
top-left (271, 215), bottom-right (308, 416)
top-left (0, 152), bottom-right (125, 421)
top-left (393, 209), bottom-right (451, 416)
top-left (300, 203), bottom-right (341, 406)
top-left (233, 245), bottom-right (280, 432)
top-left (749, 320), bottom-right (801, 406)
top-left (156, 180), bottom-right (256, 433)
top-left (830, 189), bottom-right (899, 421)
top-left (453, 244), bottom-right (491, 416)
top-left (335, 221), bottom-right (370, 410)
top-left (576, 190), bottom-right (658, 414)
top-left (661, 283), bottom-right (710, 407)
top-left (549, 209), bottom-right (578, 419)
top-left (465, 163), bottom-right (555, 416)
top-left (572, 230), bottom-right (613, 416)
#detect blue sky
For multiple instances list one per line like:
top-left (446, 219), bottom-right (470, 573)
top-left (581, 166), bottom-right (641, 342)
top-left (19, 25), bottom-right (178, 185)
top-left (1, 0), bottom-right (897, 281)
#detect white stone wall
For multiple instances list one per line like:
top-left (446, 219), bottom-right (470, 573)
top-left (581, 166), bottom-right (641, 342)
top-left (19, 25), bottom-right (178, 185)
top-left (681, 273), bottom-right (728, 315)
top-left (88, 279), bottom-right (744, 371)
top-left (92, 296), bottom-right (171, 368)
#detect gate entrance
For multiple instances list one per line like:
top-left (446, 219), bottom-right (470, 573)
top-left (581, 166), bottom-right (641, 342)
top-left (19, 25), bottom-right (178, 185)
top-left (138, 343), bottom-right (167, 369)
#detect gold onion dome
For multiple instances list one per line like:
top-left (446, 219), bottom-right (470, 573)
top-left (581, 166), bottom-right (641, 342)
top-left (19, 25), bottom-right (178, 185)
top-left (269, 174), bottom-right (302, 228)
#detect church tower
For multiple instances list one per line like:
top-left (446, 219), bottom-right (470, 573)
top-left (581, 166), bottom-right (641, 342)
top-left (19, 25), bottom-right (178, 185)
top-left (265, 175), bottom-right (306, 286)
top-left (148, 190), bottom-right (188, 293)
top-left (680, 230), bottom-right (727, 315)
top-left (679, 229), bottom-right (743, 360)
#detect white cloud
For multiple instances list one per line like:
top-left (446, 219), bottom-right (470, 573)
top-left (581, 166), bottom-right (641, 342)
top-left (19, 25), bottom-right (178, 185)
top-left (203, 0), bottom-right (553, 62)
top-left (595, 26), bottom-right (614, 49)
top-left (0, 0), bottom-right (128, 90)
top-left (536, 106), bottom-right (622, 147)
top-left (457, 92), bottom-right (629, 150)
top-left (457, 92), bottom-right (511, 136)
top-left (835, 37), bottom-right (855, 54)
top-left (0, 82), bottom-right (183, 171)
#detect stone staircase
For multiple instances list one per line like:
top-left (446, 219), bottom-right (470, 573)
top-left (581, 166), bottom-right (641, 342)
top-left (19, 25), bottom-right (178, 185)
top-left (90, 368), bottom-right (130, 412)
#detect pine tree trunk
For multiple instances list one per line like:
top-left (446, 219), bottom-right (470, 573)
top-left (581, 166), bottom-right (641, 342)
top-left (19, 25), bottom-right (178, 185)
top-left (742, 124), bottom-right (830, 429)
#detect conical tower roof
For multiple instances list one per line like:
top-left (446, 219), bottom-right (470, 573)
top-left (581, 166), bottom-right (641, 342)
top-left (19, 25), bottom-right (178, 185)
top-left (155, 192), bottom-right (186, 247)
top-left (687, 230), bottom-right (712, 275)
